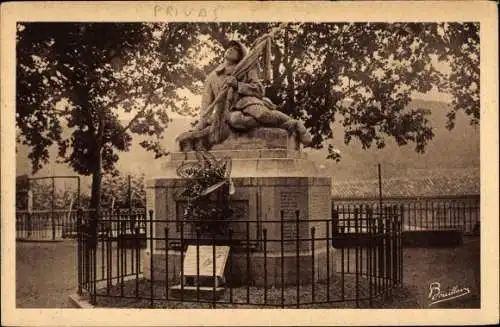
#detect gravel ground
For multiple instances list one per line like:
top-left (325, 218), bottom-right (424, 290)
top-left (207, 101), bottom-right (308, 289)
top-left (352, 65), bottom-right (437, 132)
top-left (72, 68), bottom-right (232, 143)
top-left (94, 276), bottom-right (417, 309)
top-left (16, 241), bottom-right (77, 308)
top-left (16, 237), bottom-right (480, 308)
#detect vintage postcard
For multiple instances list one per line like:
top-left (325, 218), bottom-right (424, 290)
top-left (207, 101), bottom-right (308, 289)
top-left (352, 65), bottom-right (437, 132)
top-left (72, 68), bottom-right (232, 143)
top-left (1, 1), bottom-right (498, 326)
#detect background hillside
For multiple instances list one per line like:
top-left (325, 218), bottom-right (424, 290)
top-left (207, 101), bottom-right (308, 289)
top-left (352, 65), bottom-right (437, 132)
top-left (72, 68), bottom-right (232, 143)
top-left (314, 99), bottom-right (480, 181)
top-left (16, 99), bottom-right (480, 193)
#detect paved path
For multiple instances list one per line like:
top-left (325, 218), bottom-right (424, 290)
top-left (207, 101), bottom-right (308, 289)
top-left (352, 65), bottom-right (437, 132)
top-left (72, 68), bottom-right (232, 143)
top-left (16, 241), bottom-right (77, 308)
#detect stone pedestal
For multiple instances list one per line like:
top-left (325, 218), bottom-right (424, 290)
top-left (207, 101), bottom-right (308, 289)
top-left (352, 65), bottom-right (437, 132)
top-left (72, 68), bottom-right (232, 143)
top-left (144, 128), bottom-right (335, 287)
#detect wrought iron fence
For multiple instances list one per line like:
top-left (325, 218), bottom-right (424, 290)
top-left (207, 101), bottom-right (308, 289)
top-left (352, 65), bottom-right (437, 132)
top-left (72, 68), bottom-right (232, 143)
top-left (17, 196), bottom-right (479, 241)
top-left (16, 208), bottom-right (146, 241)
top-left (16, 209), bottom-right (80, 240)
top-left (332, 195), bottom-right (480, 235)
top-left (77, 205), bottom-right (403, 308)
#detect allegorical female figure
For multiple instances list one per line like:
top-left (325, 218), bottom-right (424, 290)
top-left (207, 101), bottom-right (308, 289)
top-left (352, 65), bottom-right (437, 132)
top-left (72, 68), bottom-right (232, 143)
top-left (177, 39), bottom-right (312, 151)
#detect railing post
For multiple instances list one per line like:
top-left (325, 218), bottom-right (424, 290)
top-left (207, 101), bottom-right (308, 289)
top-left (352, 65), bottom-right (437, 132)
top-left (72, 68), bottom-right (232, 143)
top-left (368, 204), bottom-right (373, 307)
top-left (295, 210), bottom-right (300, 308)
top-left (310, 226), bottom-right (315, 304)
top-left (92, 208), bottom-right (98, 305)
top-left (400, 204), bottom-right (405, 236)
top-left (27, 189), bottom-right (33, 238)
top-left (179, 214), bottom-right (184, 302)
top-left (378, 207), bottom-right (384, 291)
top-left (386, 206), bottom-right (393, 293)
top-left (212, 232), bottom-right (217, 309)
top-left (326, 218), bottom-right (331, 303)
top-left (77, 208), bottom-right (83, 296)
top-left (106, 227), bottom-right (111, 295)
top-left (392, 206), bottom-right (398, 286)
top-left (246, 219), bottom-right (250, 304)
top-left (120, 212), bottom-right (125, 297)
top-left (163, 227), bottom-right (168, 301)
top-left (399, 204), bottom-right (404, 285)
top-left (228, 228), bottom-right (233, 303)
top-left (51, 177), bottom-right (56, 240)
top-left (280, 210), bottom-right (285, 308)
top-left (149, 209), bottom-right (154, 308)
top-left (196, 227), bottom-right (201, 303)
top-left (263, 228), bottom-right (268, 305)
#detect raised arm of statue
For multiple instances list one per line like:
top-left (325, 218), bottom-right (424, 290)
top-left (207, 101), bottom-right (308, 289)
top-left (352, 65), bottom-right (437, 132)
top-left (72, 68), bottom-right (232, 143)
top-left (236, 67), bottom-right (265, 98)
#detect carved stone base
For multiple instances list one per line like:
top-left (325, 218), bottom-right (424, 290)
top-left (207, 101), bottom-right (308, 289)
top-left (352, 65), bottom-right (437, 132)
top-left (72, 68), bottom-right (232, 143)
top-left (177, 127), bottom-right (300, 152)
top-left (211, 128), bottom-right (299, 151)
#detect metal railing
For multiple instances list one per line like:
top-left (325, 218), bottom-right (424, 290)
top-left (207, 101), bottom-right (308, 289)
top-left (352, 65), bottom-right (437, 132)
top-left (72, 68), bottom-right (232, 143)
top-left (78, 206), bottom-right (403, 308)
top-left (16, 208), bottom-right (146, 241)
top-left (332, 195), bottom-right (480, 235)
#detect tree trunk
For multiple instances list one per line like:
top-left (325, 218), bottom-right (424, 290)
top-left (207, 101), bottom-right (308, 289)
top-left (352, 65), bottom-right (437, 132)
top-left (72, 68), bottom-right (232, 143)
top-left (283, 27), bottom-right (296, 117)
top-left (90, 113), bottom-right (105, 218)
top-left (88, 146), bottom-right (102, 247)
top-left (265, 42), bottom-right (284, 106)
top-left (89, 170), bottom-right (101, 212)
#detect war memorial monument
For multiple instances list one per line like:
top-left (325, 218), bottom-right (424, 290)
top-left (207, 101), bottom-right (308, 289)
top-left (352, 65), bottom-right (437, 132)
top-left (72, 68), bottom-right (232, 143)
top-left (144, 31), bottom-right (335, 295)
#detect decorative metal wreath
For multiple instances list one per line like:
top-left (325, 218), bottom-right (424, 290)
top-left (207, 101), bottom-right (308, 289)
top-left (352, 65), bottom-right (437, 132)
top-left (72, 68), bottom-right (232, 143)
top-left (176, 151), bottom-right (234, 235)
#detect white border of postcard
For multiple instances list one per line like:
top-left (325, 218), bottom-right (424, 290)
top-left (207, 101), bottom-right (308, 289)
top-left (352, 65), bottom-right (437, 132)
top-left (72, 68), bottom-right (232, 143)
top-left (1, 1), bottom-right (498, 326)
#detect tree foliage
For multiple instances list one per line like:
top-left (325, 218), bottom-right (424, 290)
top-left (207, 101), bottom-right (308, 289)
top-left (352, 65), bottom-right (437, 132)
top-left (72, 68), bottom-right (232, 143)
top-left (190, 23), bottom-right (479, 159)
top-left (16, 23), bottom-right (202, 207)
top-left (17, 22), bottom-right (479, 207)
top-left (15, 176), bottom-right (81, 211)
top-left (435, 23), bottom-right (479, 129)
top-left (100, 172), bottom-right (146, 209)
top-left (17, 23), bottom-right (204, 173)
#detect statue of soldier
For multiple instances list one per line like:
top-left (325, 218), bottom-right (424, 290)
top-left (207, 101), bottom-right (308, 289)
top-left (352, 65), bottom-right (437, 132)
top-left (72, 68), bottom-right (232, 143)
top-left (177, 40), bottom-right (312, 151)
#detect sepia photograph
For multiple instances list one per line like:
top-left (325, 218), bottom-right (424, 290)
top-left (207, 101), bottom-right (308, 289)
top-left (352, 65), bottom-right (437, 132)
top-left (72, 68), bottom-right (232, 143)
top-left (1, 1), bottom-right (498, 326)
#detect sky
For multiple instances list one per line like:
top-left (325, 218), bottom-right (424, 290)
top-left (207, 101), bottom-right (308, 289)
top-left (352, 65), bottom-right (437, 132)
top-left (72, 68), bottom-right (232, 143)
top-left (413, 86), bottom-right (452, 103)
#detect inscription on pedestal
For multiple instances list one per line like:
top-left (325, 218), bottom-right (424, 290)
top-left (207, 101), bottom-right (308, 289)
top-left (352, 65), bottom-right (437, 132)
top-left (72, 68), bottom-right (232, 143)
top-left (280, 190), bottom-right (302, 244)
top-left (280, 190), bottom-right (300, 209)
top-left (283, 223), bottom-right (297, 240)
top-left (310, 187), bottom-right (330, 220)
